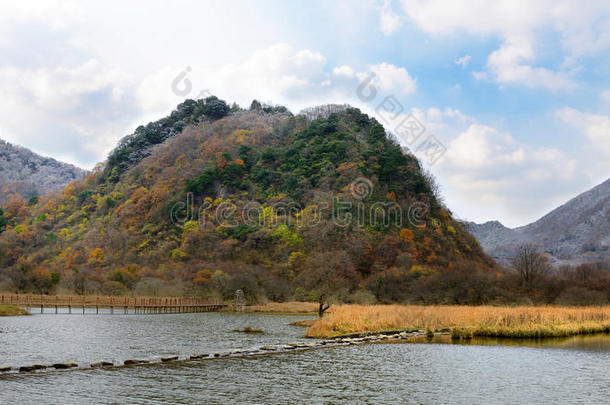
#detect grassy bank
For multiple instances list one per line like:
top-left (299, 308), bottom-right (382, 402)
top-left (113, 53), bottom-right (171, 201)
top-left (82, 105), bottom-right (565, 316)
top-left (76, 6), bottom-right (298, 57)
top-left (243, 301), bottom-right (318, 314)
top-left (305, 305), bottom-right (610, 339)
top-left (0, 305), bottom-right (30, 316)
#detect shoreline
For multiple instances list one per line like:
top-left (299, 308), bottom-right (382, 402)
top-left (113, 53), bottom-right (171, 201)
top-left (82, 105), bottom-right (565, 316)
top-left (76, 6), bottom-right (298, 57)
top-left (304, 304), bottom-right (610, 339)
top-left (0, 305), bottom-right (30, 316)
top-left (224, 301), bottom-right (319, 315)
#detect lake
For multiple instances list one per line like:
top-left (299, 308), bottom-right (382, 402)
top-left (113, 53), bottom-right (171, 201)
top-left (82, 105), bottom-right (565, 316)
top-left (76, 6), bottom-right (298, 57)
top-left (1, 312), bottom-right (609, 404)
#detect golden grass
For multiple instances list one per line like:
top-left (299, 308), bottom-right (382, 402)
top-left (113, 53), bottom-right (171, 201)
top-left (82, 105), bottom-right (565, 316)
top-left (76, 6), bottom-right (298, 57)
top-left (290, 319), bottom-right (316, 327)
top-left (0, 305), bottom-right (30, 316)
top-left (305, 305), bottom-right (610, 339)
top-left (244, 301), bottom-right (319, 314)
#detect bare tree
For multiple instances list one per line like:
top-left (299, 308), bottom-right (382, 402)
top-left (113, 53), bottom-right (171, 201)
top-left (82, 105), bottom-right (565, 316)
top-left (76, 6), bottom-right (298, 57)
top-left (298, 104), bottom-right (351, 121)
top-left (318, 292), bottom-right (331, 318)
top-left (511, 244), bottom-right (551, 293)
top-left (422, 168), bottom-right (445, 208)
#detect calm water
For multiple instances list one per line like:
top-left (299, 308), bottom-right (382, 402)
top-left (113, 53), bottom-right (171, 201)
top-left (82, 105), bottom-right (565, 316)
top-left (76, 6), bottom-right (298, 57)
top-left (2, 312), bottom-right (610, 404)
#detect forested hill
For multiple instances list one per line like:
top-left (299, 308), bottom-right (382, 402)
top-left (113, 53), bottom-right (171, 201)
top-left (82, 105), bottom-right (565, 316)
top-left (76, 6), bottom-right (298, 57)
top-left (0, 97), bottom-right (495, 303)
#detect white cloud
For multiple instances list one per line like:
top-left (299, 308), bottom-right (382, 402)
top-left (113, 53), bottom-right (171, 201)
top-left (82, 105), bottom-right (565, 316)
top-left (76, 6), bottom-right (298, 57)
top-left (379, 0), bottom-right (401, 35)
top-left (454, 54), bottom-right (471, 67)
top-left (399, 109), bottom-right (584, 227)
top-left (370, 62), bottom-right (416, 94)
top-left (446, 124), bottom-right (495, 168)
top-left (0, 59), bottom-right (137, 167)
top-left (486, 37), bottom-right (576, 89)
top-left (443, 124), bottom-right (538, 170)
top-left (333, 65), bottom-right (355, 77)
top-left (399, 0), bottom-right (610, 90)
top-left (472, 71), bottom-right (488, 81)
top-left (557, 107), bottom-right (610, 156)
top-left (0, 34), bottom-right (419, 168)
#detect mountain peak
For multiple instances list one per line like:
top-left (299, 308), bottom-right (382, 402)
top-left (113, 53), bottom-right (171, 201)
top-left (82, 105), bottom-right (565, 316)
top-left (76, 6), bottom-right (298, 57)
top-left (0, 139), bottom-right (87, 204)
top-left (468, 178), bottom-right (610, 264)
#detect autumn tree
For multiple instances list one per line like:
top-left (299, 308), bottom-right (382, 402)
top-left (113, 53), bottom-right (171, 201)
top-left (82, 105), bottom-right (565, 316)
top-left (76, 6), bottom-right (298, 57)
top-left (511, 244), bottom-right (551, 293)
top-left (295, 251), bottom-right (358, 317)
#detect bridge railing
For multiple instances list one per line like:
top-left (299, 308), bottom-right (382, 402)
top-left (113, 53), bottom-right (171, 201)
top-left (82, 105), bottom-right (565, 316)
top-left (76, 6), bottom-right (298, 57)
top-left (0, 294), bottom-right (223, 307)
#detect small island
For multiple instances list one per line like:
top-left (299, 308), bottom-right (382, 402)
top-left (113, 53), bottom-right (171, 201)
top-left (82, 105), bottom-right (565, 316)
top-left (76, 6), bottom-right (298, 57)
top-left (304, 305), bottom-right (610, 339)
top-left (0, 305), bottom-right (29, 316)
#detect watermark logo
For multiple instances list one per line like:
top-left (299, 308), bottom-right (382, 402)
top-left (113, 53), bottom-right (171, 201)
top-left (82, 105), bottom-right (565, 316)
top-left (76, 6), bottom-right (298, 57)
top-left (356, 73), bottom-right (446, 166)
top-left (171, 66), bottom-right (192, 97)
top-left (407, 201), bottom-right (428, 228)
top-left (376, 95), bottom-right (404, 124)
top-left (356, 72), bottom-right (377, 102)
top-left (171, 66), bottom-right (213, 100)
top-left (349, 177), bottom-right (373, 200)
top-left (216, 201), bottom-right (238, 226)
top-left (395, 114), bottom-right (426, 146)
top-left (415, 135), bottom-right (447, 165)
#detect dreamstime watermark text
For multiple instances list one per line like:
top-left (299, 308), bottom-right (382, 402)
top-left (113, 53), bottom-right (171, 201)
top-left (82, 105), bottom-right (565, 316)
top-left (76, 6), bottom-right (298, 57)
top-left (169, 178), bottom-right (428, 229)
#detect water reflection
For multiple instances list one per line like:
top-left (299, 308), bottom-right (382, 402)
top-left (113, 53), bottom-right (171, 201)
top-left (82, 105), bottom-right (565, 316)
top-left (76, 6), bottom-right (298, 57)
top-left (1, 313), bottom-right (609, 403)
top-left (405, 333), bottom-right (610, 352)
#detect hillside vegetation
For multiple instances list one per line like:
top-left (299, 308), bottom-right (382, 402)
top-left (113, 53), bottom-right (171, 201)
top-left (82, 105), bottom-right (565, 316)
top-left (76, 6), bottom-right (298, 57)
top-left (0, 304), bottom-right (29, 316)
top-left (0, 140), bottom-right (86, 205)
top-left (0, 97), bottom-right (496, 303)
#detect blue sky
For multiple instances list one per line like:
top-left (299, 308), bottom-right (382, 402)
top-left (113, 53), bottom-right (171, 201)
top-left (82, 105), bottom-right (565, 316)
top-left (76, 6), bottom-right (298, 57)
top-left (0, 0), bottom-right (609, 227)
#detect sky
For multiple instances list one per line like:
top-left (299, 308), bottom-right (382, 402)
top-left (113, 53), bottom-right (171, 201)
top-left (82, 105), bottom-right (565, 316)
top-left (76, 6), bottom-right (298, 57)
top-left (0, 0), bottom-right (609, 227)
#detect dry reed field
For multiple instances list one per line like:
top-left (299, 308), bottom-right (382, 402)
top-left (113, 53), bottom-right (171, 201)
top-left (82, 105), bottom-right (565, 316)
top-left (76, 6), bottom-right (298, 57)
top-left (305, 305), bottom-right (610, 339)
top-left (0, 305), bottom-right (29, 316)
top-left (244, 301), bottom-right (319, 313)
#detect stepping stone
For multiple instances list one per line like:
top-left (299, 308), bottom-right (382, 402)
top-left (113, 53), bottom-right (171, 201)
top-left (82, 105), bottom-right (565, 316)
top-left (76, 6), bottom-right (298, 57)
top-left (52, 362), bottom-right (78, 369)
top-left (123, 359), bottom-right (149, 365)
top-left (19, 364), bottom-right (46, 372)
top-left (91, 361), bottom-right (113, 368)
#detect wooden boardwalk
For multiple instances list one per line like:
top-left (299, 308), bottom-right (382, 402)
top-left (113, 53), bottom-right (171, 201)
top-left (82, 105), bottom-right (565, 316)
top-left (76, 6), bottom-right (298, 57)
top-left (1, 294), bottom-right (227, 315)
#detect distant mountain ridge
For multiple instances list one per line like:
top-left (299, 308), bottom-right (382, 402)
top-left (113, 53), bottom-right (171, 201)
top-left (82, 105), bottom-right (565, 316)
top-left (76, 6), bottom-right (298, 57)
top-left (0, 139), bottom-right (87, 203)
top-left (466, 178), bottom-right (610, 265)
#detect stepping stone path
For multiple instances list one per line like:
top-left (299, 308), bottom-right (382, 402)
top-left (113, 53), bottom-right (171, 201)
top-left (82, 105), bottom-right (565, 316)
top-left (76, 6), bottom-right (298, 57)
top-left (6, 329), bottom-right (437, 375)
